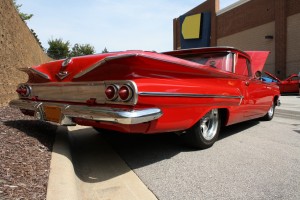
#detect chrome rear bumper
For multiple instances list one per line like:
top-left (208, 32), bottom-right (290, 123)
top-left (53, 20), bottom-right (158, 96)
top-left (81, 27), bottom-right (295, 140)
top-left (9, 99), bottom-right (163, 125)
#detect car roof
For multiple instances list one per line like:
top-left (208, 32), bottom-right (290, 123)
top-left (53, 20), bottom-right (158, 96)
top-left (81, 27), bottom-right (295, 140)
top-left (163, 46), bottom-right (250, 59)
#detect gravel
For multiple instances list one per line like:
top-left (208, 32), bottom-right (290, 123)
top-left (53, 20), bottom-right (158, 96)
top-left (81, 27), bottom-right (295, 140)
top-left (0, 106), bottom-right (57, 200)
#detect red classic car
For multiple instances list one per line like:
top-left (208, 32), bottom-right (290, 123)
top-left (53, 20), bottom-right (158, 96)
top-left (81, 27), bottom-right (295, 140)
top-left (10, 47), bottom-right (280, 149)
top-left (263, 71), bottom-right (299, 94)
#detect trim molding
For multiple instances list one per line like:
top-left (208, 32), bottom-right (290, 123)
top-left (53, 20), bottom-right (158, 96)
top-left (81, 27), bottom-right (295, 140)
top-left (139, 92), bottom-right (243, 99)
top-left (19, 67), bottom-right (51, 80)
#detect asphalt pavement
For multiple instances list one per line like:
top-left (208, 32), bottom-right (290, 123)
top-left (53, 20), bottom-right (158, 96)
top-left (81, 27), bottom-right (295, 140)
top-left (276, 95), bottom-right (300, 120)
top-left (46, 95), bottom-right (300, 200)
top-left (106, 95), bottom-right (300, 200)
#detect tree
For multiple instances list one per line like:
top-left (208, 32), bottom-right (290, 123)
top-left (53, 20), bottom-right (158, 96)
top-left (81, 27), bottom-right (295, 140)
top-left (47, 38), bottom-right (70, 59)
top-left (31, 29), bottom-right (44, 50)
top-left (47, 38), bottom-right (97, 59)
top-left (102, 47), bottom-right (109, 53)
top-left (69, 43), bottom-right (95, 57)
top-left (13, 0), bottom-right (33, 21)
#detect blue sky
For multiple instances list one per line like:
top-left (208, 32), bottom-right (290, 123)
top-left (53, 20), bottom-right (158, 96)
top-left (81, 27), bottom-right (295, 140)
top-left (18, 0), bottom-right (238, 53)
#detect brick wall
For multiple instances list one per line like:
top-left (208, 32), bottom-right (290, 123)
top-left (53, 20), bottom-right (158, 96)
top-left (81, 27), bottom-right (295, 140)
top-left (217, 0), bottom-right (300, 78)
top-left (0, 0), bottom-right (51, 106)
top-left (287, 13), bottom-right (300, 76)
top-left (217, 22), bottom-right (275, 73)
top-left (174, 0), bottom-right (300, 79)
top-left (217, 0), bottom-right (275, 38)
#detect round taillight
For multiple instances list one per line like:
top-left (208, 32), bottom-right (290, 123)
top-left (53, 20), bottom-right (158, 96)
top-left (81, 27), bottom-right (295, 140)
top-left (16, 85), bottom-right (31, 97)
top-left (119, 85), bottom-right (133, 102)
top-left (105, 85), bottom-right (118, 100)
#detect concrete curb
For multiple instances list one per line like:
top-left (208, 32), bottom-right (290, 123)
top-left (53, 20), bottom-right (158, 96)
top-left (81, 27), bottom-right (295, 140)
top-left (67, 126), bottom-right (158, 200)
top-left (46, 126), bottom-right (80, 200)
top-left (273, 95), bottom-right (300, 121)
top-left (277, 95), bottom-right (300, 114)
top-left (46, 126), bottom-right (157, 200)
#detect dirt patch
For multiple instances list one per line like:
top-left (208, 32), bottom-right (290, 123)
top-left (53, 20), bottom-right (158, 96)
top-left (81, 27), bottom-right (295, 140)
top-left (0, 106), bottom-right (56, 200)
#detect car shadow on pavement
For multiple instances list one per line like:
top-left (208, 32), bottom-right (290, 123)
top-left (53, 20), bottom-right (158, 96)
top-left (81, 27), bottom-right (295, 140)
top-left (68, 128), bottom-right (133, 183)
top-left (218, 120), bottom-right (259, 140)
top-left (4, 118), bottom-right (261, 186)
top-left (97, 120), bottom-right (260, 170)
top-left (294, 130), bottom-right (300, 134)
top-left (67, 127), bottom-right (188, 183)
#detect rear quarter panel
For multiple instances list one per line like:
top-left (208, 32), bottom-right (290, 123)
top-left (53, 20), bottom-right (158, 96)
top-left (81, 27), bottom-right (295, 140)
top-left (134, 77), bottom-right (244, 133)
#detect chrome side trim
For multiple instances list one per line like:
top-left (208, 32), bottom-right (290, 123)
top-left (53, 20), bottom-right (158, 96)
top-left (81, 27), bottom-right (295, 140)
top-left (9, 99), bottom-right (162, 125)
top-left (138, 92), bottom-right (243, 99)
top-left (19, 67), bottom-right (30, 72)
top-left (19, 67), bottom-right (50, 80)
top-left (74, 54), bottom-right (137, 78)
top-left (29, 68), bottom-right (51, 80)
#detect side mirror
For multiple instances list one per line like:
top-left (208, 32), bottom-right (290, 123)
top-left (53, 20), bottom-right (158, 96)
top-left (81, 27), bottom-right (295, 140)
top-left (255, 71), bottom-right (262, 80)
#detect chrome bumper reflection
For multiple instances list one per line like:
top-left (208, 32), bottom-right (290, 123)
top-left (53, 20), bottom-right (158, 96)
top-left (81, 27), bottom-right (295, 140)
top-left (9, 99), bottom-right (163, 125)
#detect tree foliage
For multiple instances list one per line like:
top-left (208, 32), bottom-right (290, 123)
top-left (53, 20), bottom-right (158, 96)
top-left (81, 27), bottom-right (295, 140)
top-left (13, 1), bottom-right (44, 49)
top-left (69, 43), bottom-right (95, 57)
top-left (31, 29), bottom-right (44, 50)
top-left (47, 38), bottom-right (96, 59)
top-left (102, 47), bottom-right (109, 53)
top-left (13, 0), bottom-right (33, 21)
top-left (47, 38), bottom-right (70, 59)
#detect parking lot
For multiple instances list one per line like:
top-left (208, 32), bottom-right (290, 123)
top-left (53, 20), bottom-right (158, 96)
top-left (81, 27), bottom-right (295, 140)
top-left (48, 95), bottom-right (300, 200)
top-left (109, 115), bottom-right (300, 199)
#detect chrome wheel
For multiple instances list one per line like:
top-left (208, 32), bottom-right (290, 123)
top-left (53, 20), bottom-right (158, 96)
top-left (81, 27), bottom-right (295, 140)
top-left (184, 109), bottom-right (221, 149)
top-left (261, 101), bottom-right (275, 121)
top-left (267, 104), bottom-right (274, 117)
top-left (200, 109), bottom-right (219, 140)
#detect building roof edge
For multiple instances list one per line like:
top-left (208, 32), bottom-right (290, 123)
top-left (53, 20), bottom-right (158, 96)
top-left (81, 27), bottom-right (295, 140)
top-left (217, 0), bottom-right (250, 16)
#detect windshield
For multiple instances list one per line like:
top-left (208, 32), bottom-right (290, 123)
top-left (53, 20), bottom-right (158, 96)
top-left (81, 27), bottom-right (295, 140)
top-left (175, 52), bottom-right (234, 73)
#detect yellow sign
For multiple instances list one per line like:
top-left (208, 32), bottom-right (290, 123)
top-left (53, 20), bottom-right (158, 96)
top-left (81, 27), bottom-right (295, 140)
top-left (182, 13), bottom-right (202, 39)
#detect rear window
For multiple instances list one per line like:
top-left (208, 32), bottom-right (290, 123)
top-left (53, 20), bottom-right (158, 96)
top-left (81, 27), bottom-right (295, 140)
top-left (175, 52), bottom-right (234, 73)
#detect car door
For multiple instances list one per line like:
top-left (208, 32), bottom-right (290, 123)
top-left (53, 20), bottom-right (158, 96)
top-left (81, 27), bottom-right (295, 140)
top-left (283, 76), bottom-right (299, 93)
top-left (235, 55), bottom-right (272, 119)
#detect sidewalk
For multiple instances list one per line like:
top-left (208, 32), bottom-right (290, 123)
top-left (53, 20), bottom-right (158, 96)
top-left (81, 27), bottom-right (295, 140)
top-left (276, 95), bottom-right (300, 120)
top-left (47, 126), bottom-right (157, 200)
top-left (277, 95), bottom-right (300, 113)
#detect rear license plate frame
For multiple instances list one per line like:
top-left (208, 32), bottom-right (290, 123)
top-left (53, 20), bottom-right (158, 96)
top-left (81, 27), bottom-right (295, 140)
top-left (43, 105), bottom-right (62, 123)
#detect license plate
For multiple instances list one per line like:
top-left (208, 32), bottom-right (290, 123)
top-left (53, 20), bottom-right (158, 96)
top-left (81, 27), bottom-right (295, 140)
top-left (44, 106), bottom-right (61, 123)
